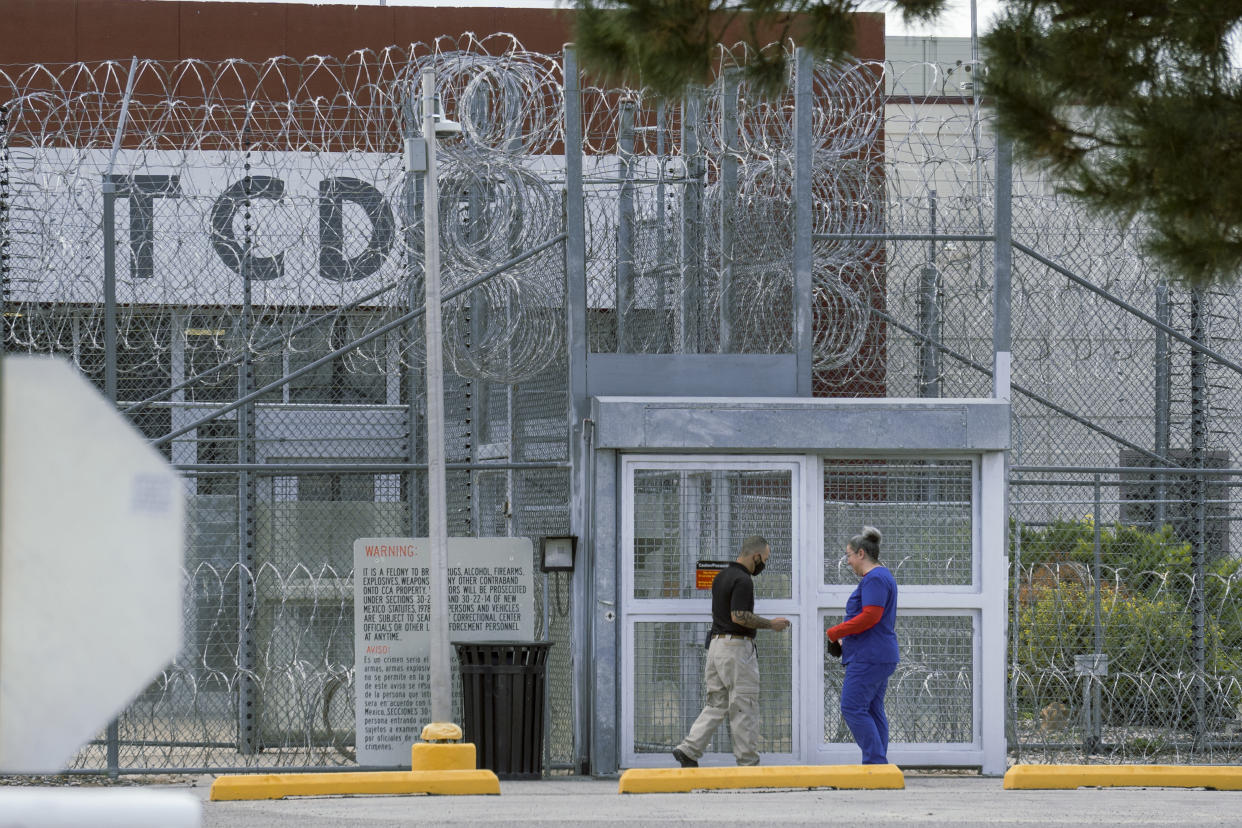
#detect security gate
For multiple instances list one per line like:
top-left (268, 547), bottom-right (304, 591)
top-left (619, 453), bottom-right (1007, 770)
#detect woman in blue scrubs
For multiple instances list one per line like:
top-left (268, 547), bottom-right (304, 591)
top-left (827, 526), bottom-right (898, 765)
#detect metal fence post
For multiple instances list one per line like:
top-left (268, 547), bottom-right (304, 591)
top-left (0, 103), bottom-right (9, 314)
top-left (562, 45), bottom-right (591, 774)
top-left (403, 91), bottom-right (427, 538)
top-left (993, 135), bottom-right (1014, 766)
top-left (101, 173), bottom-right (120, 775)
top-left (654, 100), bottom-right (669, 351)
top-left (680, 87), bottom-right (704, 354)
top-left (992, 138), bottom-right (1012, 401)
top-left (102, 57), bottom-right (138, 405)
top-left (919, 191), bottom-right (941, 397)
top-left (1088, 475), bottom-right (1103, 755)
top-left (102, 181), bottom-right (118, 404)
top-left (793, 48), bottom-right (813, 395)
top-left (1154, 281), bottom-right (1171, 528)
top-left (420, 69), bottom-right (453, 726)
top-left (465, 98), bottom-right (487, 532)
top-left (1008, 515), bottom-right (1023, 762)
top-left (236, 129), bottom-right (258, 756)
top-left (616, 98), bottom-right (636, 352)
top-left (1189, 288), bottom-right (1208, 747)
top-left (102, 55), bottom-right (139, 779)
top-left (718, 71), bottom-right (738, 353)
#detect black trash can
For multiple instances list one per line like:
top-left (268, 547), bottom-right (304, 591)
top-left (452, 641), bottom-right (553, 780)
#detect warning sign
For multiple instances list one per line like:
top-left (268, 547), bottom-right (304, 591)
top-left (352, 537), bottom-right (533, 767)
top-left (695, 560), bottom-right (732, 590)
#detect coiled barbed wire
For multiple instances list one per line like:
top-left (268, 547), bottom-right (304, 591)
top-left (412, 41), bottom-right (562, 154)
top-left (9, 37), bottom-right (1242, 775)
top-left (7, 36), bottom-right (1242, 453)
top-left (1, 36), bottom-right (570, 387)
top-left (436, 148), bottom-right (565, 382)
top-left (1009, 557), bottom-right (1242, 761)
top-left (577, 47), bottom-right (891, 374)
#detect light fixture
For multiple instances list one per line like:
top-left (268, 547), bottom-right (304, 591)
top-left (404, 94), bottom-right (460, 172)
top-left (540, 536), bottom-right (577, 572)
top-left (431, 94), bottom-right (461, 137)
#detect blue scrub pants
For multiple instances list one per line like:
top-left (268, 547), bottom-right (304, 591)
top-left (840, 660), bottom-right (897, 764)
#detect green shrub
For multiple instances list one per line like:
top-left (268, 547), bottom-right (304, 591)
top-left (1014, 518), bottom-right (1191, 591)
top-left (1012, 518), bottom-right (1094, 564)
top-left (1017, 583), bottom-right (1191, 674)
top-left (1015, 576), bottom-right (1241, 726)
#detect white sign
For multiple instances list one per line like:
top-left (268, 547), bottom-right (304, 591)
top-left (352, 536), bottom-right (534, 767)
top-left (10, 147), bottom-right (406, 307)
top-left (0, 356), bottom-right (184, 772)
top-left (8, 147), bottom-right (587, 309)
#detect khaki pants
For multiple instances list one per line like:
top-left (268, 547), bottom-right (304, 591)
top-left (676, 637), bottom-right (761, 765)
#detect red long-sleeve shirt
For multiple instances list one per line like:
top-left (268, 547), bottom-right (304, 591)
top-left (827, 605), bottom-right (884, 642)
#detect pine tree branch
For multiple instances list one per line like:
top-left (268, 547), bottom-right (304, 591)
top-left (570, 0), bottom-right (948, 98)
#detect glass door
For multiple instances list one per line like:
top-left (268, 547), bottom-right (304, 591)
top-left (814, 457), bottom-right (984, 765)
top-left (620, 457), bottom-right (804, 768)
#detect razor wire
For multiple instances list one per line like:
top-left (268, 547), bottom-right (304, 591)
top-left (1, 36), bottom-right (577, 774)
top-left (10, 40), bottom-right (1239, 448)
top-left (0, 34), bottom-right (567, 397)
top-left (578, 47), bottom-right (891, 386)
top-left (435, 146), bottom-right (566, 383)
top-left (53, 466), bottom-right (573, 774)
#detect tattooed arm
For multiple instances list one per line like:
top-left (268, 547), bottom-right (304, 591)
top-left (732, 610), bottom-right (791, 631)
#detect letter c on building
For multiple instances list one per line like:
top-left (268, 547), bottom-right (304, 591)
top-left (210, 176), bottom-right (286, 281)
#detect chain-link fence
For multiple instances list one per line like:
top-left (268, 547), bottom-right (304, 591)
top-left (4, 33), bottom-right (1242, 772)
top-left (1, 36), bottom-right (576, 774)
top-left (580, 50), bottom-right (891, 396)
top-left (1010, 469), bottom-right (1242, 763)
top-left (55, 463), bottom-right (574, 774)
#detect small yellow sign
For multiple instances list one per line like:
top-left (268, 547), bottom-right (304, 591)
top-left (695, 561), bottom-right (731, 590)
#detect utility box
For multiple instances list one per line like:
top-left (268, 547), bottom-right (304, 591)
top-left (1119, 449), bottom-right (1230, 558)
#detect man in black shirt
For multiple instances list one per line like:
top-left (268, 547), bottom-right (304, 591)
top-left (672, 535), bottom-right (790, 767)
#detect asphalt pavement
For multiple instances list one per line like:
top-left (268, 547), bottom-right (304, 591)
top-left (193, 773), bottom-right (1242, 827)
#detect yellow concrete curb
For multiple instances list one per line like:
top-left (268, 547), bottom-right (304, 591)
top-left (209, 769), bottom-right (500, 801)
top-left (1003, 765), bottom-right (1242, 791)
top-left (618, 764), bottom-right (904, 794)
top-left (411, 741), bottom-right (477, 771)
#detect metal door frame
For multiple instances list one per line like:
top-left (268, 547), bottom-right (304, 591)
top-left (620, 455), bottom-right (806, 768)
top-left (619, 451), bottom-right (1007, 771)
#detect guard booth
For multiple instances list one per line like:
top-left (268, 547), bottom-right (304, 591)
top-left (585, 397), bottom-right (1009, 775)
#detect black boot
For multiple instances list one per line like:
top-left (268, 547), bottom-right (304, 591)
top-left (672, 748), bottom-right (699, 768)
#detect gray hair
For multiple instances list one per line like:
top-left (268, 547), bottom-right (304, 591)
top-left (849, 526), bottom-right (882, 561)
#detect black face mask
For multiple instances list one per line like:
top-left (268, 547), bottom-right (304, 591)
top-left (752, 556), bottom-right (766, 576)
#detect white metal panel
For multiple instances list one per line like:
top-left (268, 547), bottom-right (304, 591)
top-left (978, 450), bottom-right (1010, 774)
top-left (0, 356), bottom-right (184, 773)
